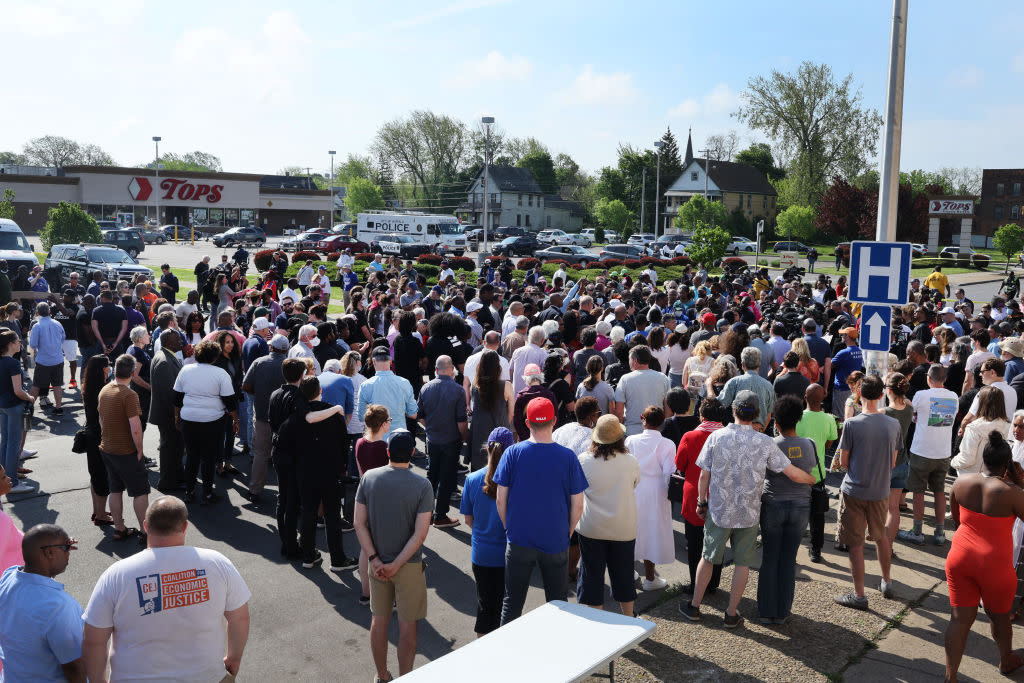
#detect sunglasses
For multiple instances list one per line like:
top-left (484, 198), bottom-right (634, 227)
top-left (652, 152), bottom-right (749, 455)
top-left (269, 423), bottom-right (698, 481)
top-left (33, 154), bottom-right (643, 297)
top-left (41, 538), bottom-right (78, 552)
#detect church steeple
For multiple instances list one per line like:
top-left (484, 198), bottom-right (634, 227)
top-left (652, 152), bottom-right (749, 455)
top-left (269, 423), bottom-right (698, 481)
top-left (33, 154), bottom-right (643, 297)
top-left (684, 127), bottom-right (693, 166)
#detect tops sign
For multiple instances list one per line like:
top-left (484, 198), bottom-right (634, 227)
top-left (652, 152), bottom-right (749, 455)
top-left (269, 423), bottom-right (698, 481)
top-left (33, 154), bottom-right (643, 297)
top-left (929, 199), bottom-right (974, 216)
top-left (128, 177), bottom-right (224, 203)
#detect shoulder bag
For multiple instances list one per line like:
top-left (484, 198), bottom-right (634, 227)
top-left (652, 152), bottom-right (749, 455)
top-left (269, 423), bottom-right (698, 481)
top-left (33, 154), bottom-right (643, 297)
top-left (667, 471), bottom-right (685, 503)
top-left (810, 444), bottom-right (829, 515)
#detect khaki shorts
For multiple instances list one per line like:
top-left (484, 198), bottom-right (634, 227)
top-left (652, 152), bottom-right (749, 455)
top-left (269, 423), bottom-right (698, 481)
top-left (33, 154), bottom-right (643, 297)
top-left (370, 560), bottom-right (427, 622)
top-left (837, 492), bottom-right (887, 547)
top-left (702, 516), bottom-right (759, 567)
top-left (906, 453), bottom-right (950, 494)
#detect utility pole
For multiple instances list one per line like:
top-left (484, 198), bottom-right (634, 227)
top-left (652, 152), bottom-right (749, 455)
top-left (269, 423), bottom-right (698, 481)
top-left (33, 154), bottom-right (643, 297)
top-left (653, 140), bottom-right (664, 237)
top-left (639, 167), bottom-right (646, 232)
top-left (480, 116), bottom-right (494, 265)
top-left (152, 136), bottom-right (161, 231)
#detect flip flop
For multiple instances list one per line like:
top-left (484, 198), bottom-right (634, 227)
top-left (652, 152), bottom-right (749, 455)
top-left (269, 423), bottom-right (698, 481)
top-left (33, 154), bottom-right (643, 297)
top-left (113, 527), bottom-right (141, 542)
top-left (1000, 650), bottom-right (1024, 675)
top-left (92, 513), bottom-right (115, 527)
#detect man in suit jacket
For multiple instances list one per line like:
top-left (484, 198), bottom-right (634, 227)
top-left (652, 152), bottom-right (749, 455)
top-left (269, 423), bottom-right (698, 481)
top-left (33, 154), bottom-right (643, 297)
top-left (150, 329), bottom-right (186, 491)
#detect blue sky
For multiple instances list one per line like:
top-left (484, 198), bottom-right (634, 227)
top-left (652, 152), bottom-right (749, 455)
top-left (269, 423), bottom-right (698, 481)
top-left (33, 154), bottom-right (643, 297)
top-left (3, 0), bottom-right (1022, 178)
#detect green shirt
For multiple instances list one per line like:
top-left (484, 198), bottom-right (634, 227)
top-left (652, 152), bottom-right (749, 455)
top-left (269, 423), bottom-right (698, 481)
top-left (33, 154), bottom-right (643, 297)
top-left (795, 409), bottom-right (838, 483)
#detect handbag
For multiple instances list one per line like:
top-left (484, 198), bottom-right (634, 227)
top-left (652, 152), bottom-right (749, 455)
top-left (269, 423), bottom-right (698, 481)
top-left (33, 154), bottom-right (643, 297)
top-left (810, 447), bottom-right (830, 515)
top-left (71, 428), bottom-right (91, 454)
top-left (667, 471), bottom-right (685, 503)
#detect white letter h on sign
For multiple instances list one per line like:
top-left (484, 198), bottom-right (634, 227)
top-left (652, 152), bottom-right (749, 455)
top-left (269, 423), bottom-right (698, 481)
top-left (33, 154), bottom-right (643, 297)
top-left (855, 246), bottom-right (900, 300)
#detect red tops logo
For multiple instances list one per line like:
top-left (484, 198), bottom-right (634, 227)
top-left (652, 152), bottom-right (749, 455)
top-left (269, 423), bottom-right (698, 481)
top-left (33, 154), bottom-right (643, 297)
top-left (128, 177), bottom-right (224, 203)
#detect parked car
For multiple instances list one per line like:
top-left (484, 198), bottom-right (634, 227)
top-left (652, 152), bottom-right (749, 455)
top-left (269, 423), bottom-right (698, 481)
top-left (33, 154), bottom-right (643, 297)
top-left (316, 234), bottom-right (369, 254)
top-left (727, 237), bottom-right (758, 255)
top-left (281, 230), bottom-right (329, 252)
top-left (537, 229), bottom-right (571, 247)
top-left (0, 218), bottom-right (40, 276)
top-left (139, 227), bottom-right (166, 244)
top-left (44, 244), bottom-right (153, 289)
top-left (463, 228), bottom-right (484, 242)
top-left (95, 220), bottom-right (122, 231)
top-left (493, 226), bottom-right (527, 240)
top-left (772, 241), bottom-right (810, 253)
top-left (911, 243), bottom-right (926, 256)
top-left (627, 233), bottom-right (656, 247)
top-left (492, 235), bottom-right (540, 257)
top-left (939, 246), bottom-right (990, 268)
top-left (161, 224), bottom-right (204, 241)
top-left (101, 229), bottom-right (145, 258)
top-left (535, 245), bottom-right (600, 266)
top-left (213, 226), bottom-right (267, 248)
top-left (582, 228), bottom-right (619, 243)
top-left (599, 244), bottom-right (649, 260)
top-left (371, 234), bottom-right (434, 259)
top-left (330, 222), bottom-right (357, 235)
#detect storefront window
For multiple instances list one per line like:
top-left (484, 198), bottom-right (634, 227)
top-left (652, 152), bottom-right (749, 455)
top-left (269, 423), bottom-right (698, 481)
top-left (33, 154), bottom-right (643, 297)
top-left (208, 208), bottom-right (224, 226)
top-left (191, 208), bottom-right (207, 226)
top-left (224, 209), bottom-right (239, 227)
top-left (240, 209), bottom-right (254, 227)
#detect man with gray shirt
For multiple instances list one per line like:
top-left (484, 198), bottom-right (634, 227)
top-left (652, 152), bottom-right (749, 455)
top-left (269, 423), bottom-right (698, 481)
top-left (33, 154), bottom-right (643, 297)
top-left (241, 333), bottom-right (290, 504)
top-left (833, 374), bottom-right (902, 610)
top-left (354, 429), bottom-right (433, 682)
top-left (613, 345), bottom-right (671, 436)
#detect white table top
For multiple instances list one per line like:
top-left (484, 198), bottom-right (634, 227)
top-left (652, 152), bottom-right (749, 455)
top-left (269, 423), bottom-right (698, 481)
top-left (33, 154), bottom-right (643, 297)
top-left (400, 600), bottom-right (656, 682)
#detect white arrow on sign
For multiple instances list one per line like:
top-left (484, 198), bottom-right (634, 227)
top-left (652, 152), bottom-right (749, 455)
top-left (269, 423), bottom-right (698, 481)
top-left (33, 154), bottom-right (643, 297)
top-left (865, 312), bottom-right (887, 346)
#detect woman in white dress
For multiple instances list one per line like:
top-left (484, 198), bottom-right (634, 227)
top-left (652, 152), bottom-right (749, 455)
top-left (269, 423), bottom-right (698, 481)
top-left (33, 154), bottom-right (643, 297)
top-left (681, 340), bottom-right (713, 400)
top-left (626, 406), bottom-right (677, 591)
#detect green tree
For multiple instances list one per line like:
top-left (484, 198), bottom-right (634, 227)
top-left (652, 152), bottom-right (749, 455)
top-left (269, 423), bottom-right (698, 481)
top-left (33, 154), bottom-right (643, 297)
top-left (0, 189), bottom-right (15, 220)
top-left (688, 222), bottom-right (731, 268)
top-left (22, 136), bottom-right (116, 167)
top-left (994, 223), bottom-right (1024, 273)
top-left (594, 198), bottom-right (633, 239)
top-left (675, 195), bottom-right (728, 233)
top-left (159, 151), bottom-right (223, 172)
top-left (344, 177), bottom-right (386, 218)
top-left (724, 206), bottom-right (751, 238)
top-left (735, 61), bottom-right (883, 205)
top-left (735, 143), bottom-right (785, 181)
top-left (776, 205), bottom-right (817, 241)
top-left (39, 202), bottom-right (101, 250)
top-left (517, 150), bottom-right (558, 194)
top-left (0, 152), bottom-right (27, 165)
top-left (553, 153), bottom-right (582, 191)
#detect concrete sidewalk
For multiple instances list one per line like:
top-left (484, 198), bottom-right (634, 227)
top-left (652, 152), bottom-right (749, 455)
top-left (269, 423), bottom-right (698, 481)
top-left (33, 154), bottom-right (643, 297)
top-left (598, 476), bottom-right (1024, 682)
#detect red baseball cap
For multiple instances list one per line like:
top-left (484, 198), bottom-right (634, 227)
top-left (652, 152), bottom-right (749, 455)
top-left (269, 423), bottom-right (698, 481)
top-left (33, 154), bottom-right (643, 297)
top-left (701, 312), bottom-right (716, 325)
top-left (526, 397), bottom-right (555, 425)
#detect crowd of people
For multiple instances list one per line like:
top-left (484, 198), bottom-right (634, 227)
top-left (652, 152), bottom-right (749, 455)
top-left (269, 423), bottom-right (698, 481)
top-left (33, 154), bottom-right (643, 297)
top-left (3, 247), bottom-right (1024, 680)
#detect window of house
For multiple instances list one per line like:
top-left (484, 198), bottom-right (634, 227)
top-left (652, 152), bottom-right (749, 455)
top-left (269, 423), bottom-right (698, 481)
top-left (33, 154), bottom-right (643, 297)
top-left (516, 214), bottom-right (521, 226)
top-left (528, 195), bottom-right (533, 207)
top-left (518, 193), bottom-right (523, 207)
top-left (546, 215), bottom-right (551, 228)
top-left (747, 195), bottom-right (751, 209)
top-left (691, 172), bottom-right (698, 181)
top-left (525, 215), bottom-right (531, 227)
top-left (995, 206), bottom-right (1004, 219)
top-left (763, 196), bottom-right (767, 210)
top-left (771, 197), bottom-right (776, 209)
top-left (1013, 205), bottom-right (1021, 220)
top-left (997, 183), bottom-right (1005, 196)
top-left (1015, 183), bottom-right (1022, 196)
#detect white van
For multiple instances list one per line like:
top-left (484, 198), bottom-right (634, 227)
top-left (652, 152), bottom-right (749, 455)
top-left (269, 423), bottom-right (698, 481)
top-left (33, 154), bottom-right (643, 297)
top-left (356, 211), bottom-right (467, 256)
top-left (0, 218), bottom-right (40, 273)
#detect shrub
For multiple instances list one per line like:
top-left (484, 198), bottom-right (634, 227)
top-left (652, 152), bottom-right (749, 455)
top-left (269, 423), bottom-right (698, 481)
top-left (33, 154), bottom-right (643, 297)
top-left (487, 254), bottom-right (511, 266)
top-left (39, 202), bottom-right (102, 251)
top-left (416, 254), bottom-right (443, 266)
top-left (253, 249), bottom-right (275, 272)
top-left (517, 257), bottom-right (541, 270)
top-left (291, 250), bottom-right (319, 264)
top-left (721, 256), bottom-right (747, 270)
top-left (326, 252), bottom-right (341, 262)
top-left (623, 259), bottom-right (643, 268)
top-left (446, 255), bottom-right (477, 271)
top-left (640, 257), bottom-right (663, 266)
top-left (415, 263), bottom-right (440, 280)
top-left (355, 252), bottom-right (375, 262)
top-left (601, 258), bottom-right (623, 268)
top-left (670, 255), bottom-right (691, 266)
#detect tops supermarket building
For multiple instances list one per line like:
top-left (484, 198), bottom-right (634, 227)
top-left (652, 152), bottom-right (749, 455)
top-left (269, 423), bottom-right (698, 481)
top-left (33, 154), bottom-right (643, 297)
top-left (0, 165), bottom-right (333, 235)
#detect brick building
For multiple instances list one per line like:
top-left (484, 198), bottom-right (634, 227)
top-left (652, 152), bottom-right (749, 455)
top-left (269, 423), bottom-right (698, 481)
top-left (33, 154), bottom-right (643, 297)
top-left (977, 168), bottom-right (1024, 238)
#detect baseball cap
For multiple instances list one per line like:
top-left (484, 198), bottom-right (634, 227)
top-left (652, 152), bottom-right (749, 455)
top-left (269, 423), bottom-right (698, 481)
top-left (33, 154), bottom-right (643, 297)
top-left (701, 312), bottom-right (716, 325)
top-left (318, 265), bottom-right (327, 272)
top-left (407, 282), bottom-right (417, 290)
top-left (731, 322), bottom-right (747, 332)
top-left (431, 285), bottom-right (444, 295)
top-left (371, 346), bottom-right (391, 361)
top-left (467, 301), bottom-right (483, 313)
top-left (839, 325), bottom-right (859, 339)
top-left (341, 263), bottom-right (351, 269)
top-left (386, 429), bottom-right (416, 460)
top-left (940, 307), bottom-right (955, 315)
top-left (253, 306), bottom-right (270, 319)
top-left (268, 334), bottom-right (290, 351)
top-left (525, 397), bottom-right (556, 425)
top-left (522, 363), bottom-right (543, 380)
top-left (62, 288), bottom-right (76, 297)
top-left (487, 427), bottom-right (514, 450)
top-left (252, 318), bottom-right (274, 332)
top-left (733, 389), bottom-right (759, 417)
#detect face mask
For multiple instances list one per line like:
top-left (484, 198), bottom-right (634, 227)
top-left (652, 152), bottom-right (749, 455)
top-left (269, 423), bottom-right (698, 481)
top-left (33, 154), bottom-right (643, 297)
top-left (309, 337), bottom-right (320, 347)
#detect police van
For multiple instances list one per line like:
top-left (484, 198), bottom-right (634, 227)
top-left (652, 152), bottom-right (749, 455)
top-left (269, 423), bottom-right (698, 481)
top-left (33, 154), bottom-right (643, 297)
top-left (0, 218), bottom-right (40, 275)
top-left (356, 211), bottom-right (467, 256)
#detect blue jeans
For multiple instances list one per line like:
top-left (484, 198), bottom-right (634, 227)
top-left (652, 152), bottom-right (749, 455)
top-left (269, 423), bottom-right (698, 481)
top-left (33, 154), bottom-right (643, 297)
top-left (238, 394), bottom-right (253, 449)
top-left (758, 498), bottom-right (810, 619)
top-left (0, 404), bottom-right (24, 487)
top-left (501, 543), bottom-right (568, 625)
top-left (669, 372), bottom-right (683, 389)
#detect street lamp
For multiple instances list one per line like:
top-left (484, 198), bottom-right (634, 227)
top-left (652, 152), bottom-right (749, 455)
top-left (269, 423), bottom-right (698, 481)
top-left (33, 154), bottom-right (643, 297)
top-left (152, 136), bottom-right (161, 231)
top-left (328, 150), bottom-right (336, 229)
top-left (653, 140), bottom-right (664, 238)
top-left (480, 116), bottom-right (495, 265)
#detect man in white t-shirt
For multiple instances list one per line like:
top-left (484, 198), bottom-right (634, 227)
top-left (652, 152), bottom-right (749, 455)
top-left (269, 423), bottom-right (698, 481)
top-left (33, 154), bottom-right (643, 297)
top-left (462, 330), bottom-right (510, 407)
top-left (963, 329), bottom-right (996, 393)
top-left (962, 356), bottom-right (1016, 429)
top-left (898, 365), bottom-right (958, 546)
top-left (83, 497), bottom-right (251, 682)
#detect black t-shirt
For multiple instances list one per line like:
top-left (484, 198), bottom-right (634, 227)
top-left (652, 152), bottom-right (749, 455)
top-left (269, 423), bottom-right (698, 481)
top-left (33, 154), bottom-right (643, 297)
top-left (908, 363), bottom-right (929, 398)
top-left (76, 307), bottom-right (97, 346)
top-left (473, 299), bottom-right (495, 331)
top-left (350, 310), bottom-right (370, 343)
top-left (424, 335), bottom-right (456, 381)
top-left (392, 334), bottom-right (426, 388)
top-left (661, 414), bottom-right (698, 449)
top-left (299, 400), bottom-right (347, 478)
top-left (91, 302), bottom-right (127, 340)
top-left (945, 361), bottom-right (966, 396)
top-left (53, 303), bottom-right (79, 340)
top-left (774, 371), bottom-right (810, 400)
top-left (313, 340), bottom-right (342, 369)
top-left (910, 323), bottom-right (932, 345)
top-left (547, 377), bottom-right (574, 428)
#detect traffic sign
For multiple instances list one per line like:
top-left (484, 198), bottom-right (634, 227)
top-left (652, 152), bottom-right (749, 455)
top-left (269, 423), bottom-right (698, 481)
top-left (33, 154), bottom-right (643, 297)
top-left (848, 241), bottom-right (912, 305)
top-left (859, 304), bottom-right (893, 353)
top-left (778, 251), bottom-right (798, 269)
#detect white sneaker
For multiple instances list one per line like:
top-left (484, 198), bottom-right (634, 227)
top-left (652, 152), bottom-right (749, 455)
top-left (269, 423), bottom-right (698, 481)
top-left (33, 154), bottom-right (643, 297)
top-left (19, 449), bottom-right (38, 461)
top-left (642, 577), bottom-right (668, 591)
top-left (7, 483), bottom-right (35, 494)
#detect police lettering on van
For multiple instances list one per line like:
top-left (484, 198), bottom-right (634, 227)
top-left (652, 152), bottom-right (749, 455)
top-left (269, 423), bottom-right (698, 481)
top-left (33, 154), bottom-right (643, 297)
top-left (356, 212), bottom-right (466, 256)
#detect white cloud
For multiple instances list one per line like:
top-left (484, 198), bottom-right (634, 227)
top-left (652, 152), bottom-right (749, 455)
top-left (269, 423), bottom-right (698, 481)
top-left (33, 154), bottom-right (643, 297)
top-left (557, 65), bottom-right (640, 106)
top-left (670, 83), bottom-right (739, 119)
top-left (946, 65), bottom-right (982, 88)
top-left (444, 51), bottom-right (532, 88)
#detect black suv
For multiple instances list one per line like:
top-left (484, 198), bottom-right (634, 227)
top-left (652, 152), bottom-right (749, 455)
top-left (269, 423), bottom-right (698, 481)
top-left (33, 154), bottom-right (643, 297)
top-left (492, 235), bottom-right (540, 257)
top-left (494, 226), bottom-right (527, 239)
top-left (44, 244), bottom-right (153, 290)
top-left (102, 229), bottom-right (145, 258)
top-left (213, 226), bottom-right (266, 248)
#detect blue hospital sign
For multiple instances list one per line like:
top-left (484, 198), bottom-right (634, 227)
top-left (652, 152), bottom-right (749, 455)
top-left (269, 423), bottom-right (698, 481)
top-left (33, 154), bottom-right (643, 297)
top-left (848, 241), bottom-right (912, 306)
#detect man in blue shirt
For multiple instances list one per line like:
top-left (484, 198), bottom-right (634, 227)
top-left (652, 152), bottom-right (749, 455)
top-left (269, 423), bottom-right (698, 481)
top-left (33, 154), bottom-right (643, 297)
top-left (802, 318), bottom-right (832, 386)
top-left (0, 524), bottom-right (84, 682)
top-left (356, 346), bottom-right (418, 435)
top-left (831, 326), bottom-right (863, 418)
top-left (29, 302), bottom-right (67, 415)
top-left (340, 263), bottom-right (359, 312)
top-left (494, 397), bottom-right (588, 624)
top-left (417, 355), bottom-right (468, 529)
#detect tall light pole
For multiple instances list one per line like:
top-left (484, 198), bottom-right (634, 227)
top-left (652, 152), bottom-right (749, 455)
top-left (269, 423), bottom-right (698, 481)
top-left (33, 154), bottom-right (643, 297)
top-left (480, 116), bottom-right (494, 265)
top-left (639, 167), bottom-right (646, 233)
top-left (328, 150), bottom-right (336, 228)
top-left (653, 140), bottom-right (664, 237)
top-left (152, 136), bottom-right (161, 229)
